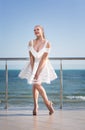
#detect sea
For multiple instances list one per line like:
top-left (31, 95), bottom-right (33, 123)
top-left (0, 69), bottom-right (85, 110)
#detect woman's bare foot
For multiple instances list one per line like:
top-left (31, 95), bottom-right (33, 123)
top-left (33, 106), bottom-right (39, 116)
top-left (46, 101), bottom-right (54, 115)
top-left (49, 102), bottom-right (54, 115)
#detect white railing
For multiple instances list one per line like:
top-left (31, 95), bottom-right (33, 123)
top-left (0, 57), bottom-right (85, 109)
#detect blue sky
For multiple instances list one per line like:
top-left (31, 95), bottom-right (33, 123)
top-left (0, 0), bottom-right (85, 69)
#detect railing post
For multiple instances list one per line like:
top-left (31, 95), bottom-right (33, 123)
top-left (5, 60), bottom-right (8, 109)
top-left (60, 60), bottom-right (63, 109)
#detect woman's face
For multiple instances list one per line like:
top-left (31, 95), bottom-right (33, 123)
top-left (34, 26), bottom-right (42, 38)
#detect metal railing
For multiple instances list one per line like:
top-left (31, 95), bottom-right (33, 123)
top-left (0, 57), bottom-right (85, 109)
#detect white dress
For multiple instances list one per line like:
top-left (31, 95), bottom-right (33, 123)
top-left (19, 40), bottom-right (57, 84)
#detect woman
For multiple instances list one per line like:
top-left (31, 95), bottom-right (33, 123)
top-left (19, 25), bottom-right (57, 115)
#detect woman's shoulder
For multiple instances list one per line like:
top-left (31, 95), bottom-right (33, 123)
top-left (28, 40), bottom-right (33, 47)
top-left (28, 39), bottom-right (36, 46)
top-left (45, 39), bottom-right (51, 48)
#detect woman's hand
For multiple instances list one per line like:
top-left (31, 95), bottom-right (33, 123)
top-left (34, 73), bottom-right (39, 80)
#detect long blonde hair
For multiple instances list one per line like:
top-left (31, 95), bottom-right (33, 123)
top-left (34, 25), bottom-right (45, 39)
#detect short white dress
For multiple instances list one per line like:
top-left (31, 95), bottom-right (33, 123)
top-left (19, 40), bottom-right (57, 84)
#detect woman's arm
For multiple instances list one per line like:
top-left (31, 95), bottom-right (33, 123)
top-left (29, 41), bottom-right (35, 70)
top-left (29, 51), bottom-right (34, 70)
top-left (34, 42), bottom-right (50, 80)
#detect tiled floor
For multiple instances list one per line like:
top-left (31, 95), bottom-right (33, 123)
top-left (0, 109), bottom-right (85, 130)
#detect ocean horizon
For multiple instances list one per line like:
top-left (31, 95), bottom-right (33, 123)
top-left (0, 69), bottom-right (85, 110)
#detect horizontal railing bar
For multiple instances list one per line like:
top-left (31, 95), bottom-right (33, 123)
top-left (0, 57), bottom-right (85, 61)
top-left (0, 57), bottom-right (28, 61)
top-left (49, 57), bottom-right (85, 60)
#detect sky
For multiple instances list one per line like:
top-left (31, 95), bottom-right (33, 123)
top-left (0, 0), bottom-right (85, 69)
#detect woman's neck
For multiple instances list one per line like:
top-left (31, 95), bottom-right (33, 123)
top-left (36, 36), bottom-right (45, 41)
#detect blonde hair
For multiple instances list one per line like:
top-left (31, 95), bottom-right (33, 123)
top-left (34, 25), bottom-right (45, 39)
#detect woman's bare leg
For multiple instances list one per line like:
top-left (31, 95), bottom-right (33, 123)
top-left (34, 84), bottom-right (54, 115)
top-left (32, 84), bottom-right (39, 115)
